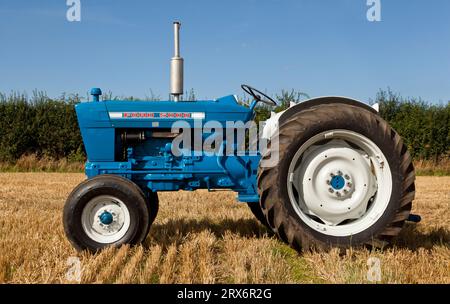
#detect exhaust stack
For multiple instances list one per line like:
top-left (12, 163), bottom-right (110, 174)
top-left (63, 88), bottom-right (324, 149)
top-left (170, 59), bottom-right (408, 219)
top-left (170, 21), bottom-right (184, 101)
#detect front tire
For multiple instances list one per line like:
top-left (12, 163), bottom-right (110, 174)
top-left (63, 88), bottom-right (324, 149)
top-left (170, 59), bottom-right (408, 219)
top-left (63, 175), bottom-right (151, 252)
top-left (258, 103), bottom-right (415, 251)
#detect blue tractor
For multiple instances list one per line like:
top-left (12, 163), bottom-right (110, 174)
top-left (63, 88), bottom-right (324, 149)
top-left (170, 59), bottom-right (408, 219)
top-left (64, 22), bottom-right (416, 252)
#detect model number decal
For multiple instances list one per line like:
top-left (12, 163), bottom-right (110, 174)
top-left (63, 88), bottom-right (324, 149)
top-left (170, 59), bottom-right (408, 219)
top-left (108, 112), bottom-right (205, 119)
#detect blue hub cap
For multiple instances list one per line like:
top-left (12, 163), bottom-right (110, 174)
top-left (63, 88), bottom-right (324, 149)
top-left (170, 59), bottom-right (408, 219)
top-left (99, 211), bottom-right (113, 225)
top-left (330, 175), bottom-right (345, 190)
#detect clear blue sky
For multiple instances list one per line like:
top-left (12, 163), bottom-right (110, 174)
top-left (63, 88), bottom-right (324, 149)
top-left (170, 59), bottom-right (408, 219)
top-left (0, 0), bottom-right (449, 103)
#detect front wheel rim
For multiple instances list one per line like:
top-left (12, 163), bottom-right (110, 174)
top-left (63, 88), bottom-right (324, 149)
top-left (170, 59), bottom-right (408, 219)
top-left (287, 129), bottom-right (392, 237)
top-left (81, 195), bottom-right (131, 244)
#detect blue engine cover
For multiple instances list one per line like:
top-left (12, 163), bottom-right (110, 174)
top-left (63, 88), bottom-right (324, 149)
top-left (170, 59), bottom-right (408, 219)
top-left (76, 95), bottom-right (260, 203)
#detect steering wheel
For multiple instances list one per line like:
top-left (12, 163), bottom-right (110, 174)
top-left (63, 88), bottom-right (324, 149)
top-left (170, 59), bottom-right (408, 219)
top-left (241, 84), bottom-right (277, 106)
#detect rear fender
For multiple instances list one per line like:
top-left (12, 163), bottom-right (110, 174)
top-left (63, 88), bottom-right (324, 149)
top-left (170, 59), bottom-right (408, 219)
top-left (279, 96), bottom-right (379, 126)
top-left (261, 96), bottom-right (379, 140)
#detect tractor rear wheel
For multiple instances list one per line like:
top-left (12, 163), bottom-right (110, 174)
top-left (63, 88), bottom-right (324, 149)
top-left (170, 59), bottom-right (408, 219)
top-left (258, 103), bottom-right (415, 251)
top-left (63, 175), bottom-right (153, 252)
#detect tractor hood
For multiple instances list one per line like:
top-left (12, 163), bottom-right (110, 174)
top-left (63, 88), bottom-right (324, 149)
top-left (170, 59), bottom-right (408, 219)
top-left (75, 95), bottom-right (252, 129)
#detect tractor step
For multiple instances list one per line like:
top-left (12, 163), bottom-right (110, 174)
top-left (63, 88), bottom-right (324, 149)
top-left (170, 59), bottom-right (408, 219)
top-left (407, 214), bottom-right (422, 223)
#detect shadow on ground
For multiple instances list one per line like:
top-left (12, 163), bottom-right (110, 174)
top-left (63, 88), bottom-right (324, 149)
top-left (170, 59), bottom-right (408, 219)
top-left (392, 223), bottom-right (450, 250)
top-left (146, 218), bottom-right (272, 248)
top-left (146, 218), bottom-right (449, 251)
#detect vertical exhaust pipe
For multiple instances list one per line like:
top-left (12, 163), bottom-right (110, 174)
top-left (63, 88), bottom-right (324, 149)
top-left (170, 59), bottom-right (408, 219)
top-left (170, 21), bottom-right (183, 101)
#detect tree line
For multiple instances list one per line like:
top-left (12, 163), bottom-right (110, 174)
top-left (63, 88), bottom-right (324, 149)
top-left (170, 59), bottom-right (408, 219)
top-left (0, 89), bottom-right (448, 162)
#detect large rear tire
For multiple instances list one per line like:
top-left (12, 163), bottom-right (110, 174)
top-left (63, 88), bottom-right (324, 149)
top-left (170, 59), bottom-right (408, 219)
top-left (258, 103), bottom-right (415, 251)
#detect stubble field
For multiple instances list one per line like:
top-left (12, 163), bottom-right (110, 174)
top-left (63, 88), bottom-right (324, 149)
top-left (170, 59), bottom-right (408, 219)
top-left (0, 173), bottom-right (448, 283)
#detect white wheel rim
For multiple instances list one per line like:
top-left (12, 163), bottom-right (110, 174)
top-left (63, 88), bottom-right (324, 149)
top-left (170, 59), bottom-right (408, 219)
top-left (81, 195), bottom-right (131, 244)
top-left (287, 130), bottom-right (392, 237)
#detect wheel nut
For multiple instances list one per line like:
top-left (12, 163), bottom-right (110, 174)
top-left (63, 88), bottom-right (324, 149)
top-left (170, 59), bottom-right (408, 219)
top-left (336, 192), bottom-right (342, 197)
top-left (328, 188), bottom-right (334, 193)
top-left (347, 182), bottom-right (353, 188)
top-left (330, 173), bottom-right (335, 177)
top-left (326, 180), bottom-right (330, 185)
top-left (344, 174), bottom-right (350, 180)
top-left (337, 171), bottom-right (343, 176)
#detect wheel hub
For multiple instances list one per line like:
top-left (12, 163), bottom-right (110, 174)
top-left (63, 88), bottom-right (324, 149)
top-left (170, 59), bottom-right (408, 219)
top-left (327, 171), bottom-right (354, 199)
top-left (81, 195), bottom-right (131, 244)
top-left (330, 174), bottom-right (345, 190)
top-left (99, 211), bottom-right (114, 225)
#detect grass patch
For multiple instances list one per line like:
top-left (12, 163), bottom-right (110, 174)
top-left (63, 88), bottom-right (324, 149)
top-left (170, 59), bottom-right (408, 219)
top-left (272, 244), bottom-right (324, 283)
top-left (414, 159), bottom-right (450, 176)
top-left (0, 154), bottom-right (83, 173)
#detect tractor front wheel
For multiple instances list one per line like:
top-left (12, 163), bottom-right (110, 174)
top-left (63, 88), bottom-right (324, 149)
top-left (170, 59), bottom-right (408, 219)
top-left (63, 175), bottom-right (153, 252)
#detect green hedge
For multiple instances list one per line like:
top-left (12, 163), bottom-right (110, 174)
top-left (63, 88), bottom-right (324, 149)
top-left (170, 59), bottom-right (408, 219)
top-left (0, 91), bottom-right (84, 162)
top-left (0, 90), bottom-right (448, 162)
top-left (377, 90), bottom-right (449, 160)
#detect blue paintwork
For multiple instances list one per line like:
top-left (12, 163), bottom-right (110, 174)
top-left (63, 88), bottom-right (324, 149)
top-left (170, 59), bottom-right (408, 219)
top-left (330, 175), bottom-right (345, 190)
top-left (99, 211), bottom-right (113, 225)
top-left (75, 90), bottom-right (260, 203)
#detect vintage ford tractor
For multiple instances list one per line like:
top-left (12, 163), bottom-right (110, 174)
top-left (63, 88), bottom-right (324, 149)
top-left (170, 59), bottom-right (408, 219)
top-left (64, 22), bottom-right (416, 252)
